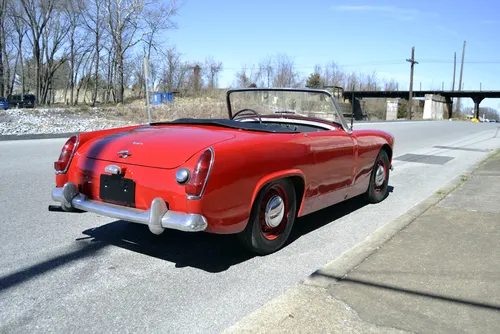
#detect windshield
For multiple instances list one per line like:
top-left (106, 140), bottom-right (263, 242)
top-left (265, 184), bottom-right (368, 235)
top-left (227, 88), bottom-right (348, 129)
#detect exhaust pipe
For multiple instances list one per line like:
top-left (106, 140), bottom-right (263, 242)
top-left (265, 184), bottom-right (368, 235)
top-left (48, 205), bottom-right (64, 212)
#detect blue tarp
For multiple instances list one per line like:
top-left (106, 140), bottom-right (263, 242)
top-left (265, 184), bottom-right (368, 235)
top-left (152, 92), bottom-right (174, 105)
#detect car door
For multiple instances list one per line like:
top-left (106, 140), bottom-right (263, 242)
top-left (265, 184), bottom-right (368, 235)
top-left (302, 127), bottom-right (356, 212)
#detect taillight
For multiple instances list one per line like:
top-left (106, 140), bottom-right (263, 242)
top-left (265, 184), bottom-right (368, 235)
top-left (185, 148), bottom-right (214, 199)
top-left (54, 135), bottom-right (78, 174)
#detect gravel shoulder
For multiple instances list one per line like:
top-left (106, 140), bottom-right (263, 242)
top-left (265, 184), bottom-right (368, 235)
top-left (0, 107), bottom-right (137, 136)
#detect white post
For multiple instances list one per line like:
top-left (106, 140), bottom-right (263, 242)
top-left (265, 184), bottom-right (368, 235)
top-left (143, 57), bottom-right (151, 123)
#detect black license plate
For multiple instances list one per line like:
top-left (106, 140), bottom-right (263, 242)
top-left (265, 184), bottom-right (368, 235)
top-left (99, 174), bottom-right (136, 207)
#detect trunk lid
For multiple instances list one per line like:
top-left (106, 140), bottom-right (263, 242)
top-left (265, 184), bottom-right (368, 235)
top-left (85, 125), bottom-right (235, 169)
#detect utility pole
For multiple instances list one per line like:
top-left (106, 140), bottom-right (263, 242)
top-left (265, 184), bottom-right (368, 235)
top-left (452, 52), bottom-right (456, 92)
top-left (456, 41), bottom-right (466, 114)
top-left (449, 52), bottom-right (457, 118)
top-left (143, 57), bottom-right (152, 123)
top-left (267, 66), bottom-right (271, 87)
top-left (406, 46), bottom-right (418, 120)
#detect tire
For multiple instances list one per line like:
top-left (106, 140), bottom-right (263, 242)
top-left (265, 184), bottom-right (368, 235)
top-left (237, 179), bottom-right (297, 255)
top-left (364, 149), bottom-right (390, 203)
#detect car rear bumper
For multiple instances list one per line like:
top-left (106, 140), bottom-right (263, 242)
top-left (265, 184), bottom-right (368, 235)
top-left (51, 182), bottom-right (208, 234)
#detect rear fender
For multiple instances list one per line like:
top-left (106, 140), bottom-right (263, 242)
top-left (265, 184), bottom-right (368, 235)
top-left (56, 125), bottom-right (145, 186)
top-left (251, 169), bottom-right (307, 217)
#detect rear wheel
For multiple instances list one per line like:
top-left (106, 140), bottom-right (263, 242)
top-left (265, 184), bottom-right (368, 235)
top-left (364, 149), bottom-right (390, 203)
top-left (238, 179), bottom-right (297, 255)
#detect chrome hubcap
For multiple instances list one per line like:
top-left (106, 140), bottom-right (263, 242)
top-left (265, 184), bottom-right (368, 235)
top-left (375, 165), bottom-right (385, 186)
top-left (264, 195), bottom-right (285, 228)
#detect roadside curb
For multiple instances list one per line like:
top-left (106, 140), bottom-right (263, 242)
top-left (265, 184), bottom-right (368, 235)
top-left (302, 148), bottom-right (500, 288)
top-left (0, 132), bottom-right (77, 142)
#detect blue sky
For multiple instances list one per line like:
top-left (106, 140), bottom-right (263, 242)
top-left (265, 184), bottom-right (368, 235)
top-left (166, 0), bottom-right (500, 109)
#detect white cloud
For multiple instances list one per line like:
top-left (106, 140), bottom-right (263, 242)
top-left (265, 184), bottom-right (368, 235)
top-left (333, 5), bottom-right (418, 14)
top-left (481, 20), bottom-right (500, 24)
top-left (434, 25), bottom-right (460, 37)
top-left (331, 5), bottom-right (432, 22)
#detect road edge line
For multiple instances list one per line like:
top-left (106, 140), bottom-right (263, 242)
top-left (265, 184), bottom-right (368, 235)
top-left (0, 132), bottom-right (78, 142)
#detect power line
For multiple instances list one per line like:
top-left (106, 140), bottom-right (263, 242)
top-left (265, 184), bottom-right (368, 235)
top-left (221, 61), bottom-right (406, 71)
top-left (219, 59), bottom-right (500, 71)
top-left (419, 60), bottom-right (500, 64)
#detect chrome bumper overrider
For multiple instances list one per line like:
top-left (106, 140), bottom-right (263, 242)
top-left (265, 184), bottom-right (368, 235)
top-left (51, 182), bottom-right (207, 234)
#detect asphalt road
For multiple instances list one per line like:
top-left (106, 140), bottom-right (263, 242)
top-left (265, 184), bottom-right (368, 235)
top-left (1, 121), bottom-right (499, 333)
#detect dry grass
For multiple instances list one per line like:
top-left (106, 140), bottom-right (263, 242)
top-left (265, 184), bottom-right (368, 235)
top-left (20, 95), bottom-right (228, 125)
top-left (18, 93), bottom-right (435, 124)
top-left (136, 96), bottom-right (228, 123)
top-left (361, 99), bottom-right (387, 120)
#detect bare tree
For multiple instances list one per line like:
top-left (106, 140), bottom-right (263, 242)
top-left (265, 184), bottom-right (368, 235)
top-left (361, 70), bottom-right (379, 91)
top-left (75, 51), bottom-right (94, 104)
top-left (272, 53), bottom-right (300, 87)
top-left (105, 0), bottom-right (177, 103)
top-left (142, 0), bottom-right (177, 59)
top-left (0, 0), bottom-right (9, 96)
top-left (39, 7), bottom-right (69, 104)
top-left (204, 56), bottom-right (222, 89)
top-left (162, 46), bottom-right (181, 91)
top-left (102, 41), bottom-right (116, 103)
top-left (82, 0), bottom-right (106, 105)
top-left (234, 64), bottom-right (259, 88)
top-left (20, 0), bottom-right (58, 103)
top-left (322, 61), bottom-right (344, 87)
top-left (384, 78), bottom-right (399, 91)
top-left (178, 63), bottom-right (191, 90)
top-left (104, 0), bottom-right (147, 102)
top-left (9, 1), bottom-right (28, 95)
top-left (67, 40), bottom-right (93, 105)
top-left (63, 0), bottom-right (87, 105)
top-left (129, 53), bottom-right (145, 97)
top-left (149, 58), bottom-right (163, 92)
top-left (258, 55), bottom-right (273, 87)
top-left (345, 72), bottom-right (360, 90)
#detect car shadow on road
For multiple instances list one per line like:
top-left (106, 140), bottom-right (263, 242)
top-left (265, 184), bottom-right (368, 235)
top-left (82, 187), bottom-right (394, 273)
top-left (82, 221), bottom-right (252, 273)
top-left (287, 185), bottom-right (393, 246)
top-left (287, 196), bottom-right (369, 244)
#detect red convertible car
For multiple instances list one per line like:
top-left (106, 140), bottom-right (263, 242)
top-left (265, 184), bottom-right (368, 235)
top-left (51, 88), bottom-right (394, 254)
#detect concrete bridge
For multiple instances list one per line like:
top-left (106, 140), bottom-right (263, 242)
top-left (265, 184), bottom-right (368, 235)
top-left (338, 89), bottom-right (500, 120)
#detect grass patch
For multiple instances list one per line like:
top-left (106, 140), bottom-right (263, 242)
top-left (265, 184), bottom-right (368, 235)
top-left (435, 190), bottom-right (447, 197)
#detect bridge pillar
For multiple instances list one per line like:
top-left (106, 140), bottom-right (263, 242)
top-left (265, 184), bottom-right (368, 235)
top-left (472, 96), bottom-right (485, 119)
top-left (423, 94), bottom-right (445, 120)
top-left (445, 96), bottom-right (453, 119)
top-left (386, 99), bottom-right (399, 120)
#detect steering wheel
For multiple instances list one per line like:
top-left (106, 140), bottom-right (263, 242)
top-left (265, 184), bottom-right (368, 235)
top-left (231, 108), bottom-right (262, 124)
